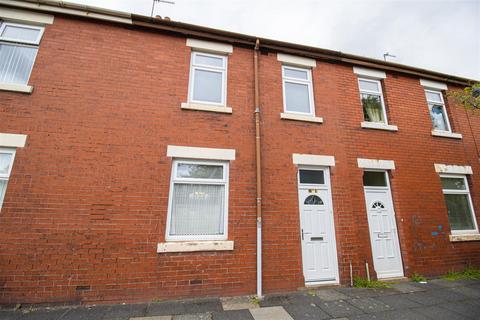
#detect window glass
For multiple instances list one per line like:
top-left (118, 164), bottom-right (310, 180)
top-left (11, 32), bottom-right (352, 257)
top-left (0, 153), bottom-right (13, 175)
top-left (426, 91), bottom-right (442, 103)
top-left (194, 54), bottom-right (224, 68)
top-left (0, 180), bottom-right (6, 207)
top-left (284, 68), bottom-right (308, 80)
top-left (177, 163), bottom-right (223, 179)
top-left (304, 195), bottom-right (324, 205)
top-left (363, 171), bottom-right (387, 187)
top-left (359, 79), bottom-right (379, 92)
top-left (299, 170), bottom-right (324, 184)
top-left (193, 69), bottom-right (223, 103)
top-left (361, 94), bottom-right (384, 122)
top-left (1, 25), bottom-right (41, 42)
top-left (429, 105), bottom-right (448, 131)
top-left (170, 184), bottom-right (225, 236)
top-left (285, 82), bottom-right (310, 113)
top-left (0, 43), bottom-right (37, 85)
top-left (444, 194), bottom-right (475, 231)
top-left (441, 177), bottom-right (466, 190)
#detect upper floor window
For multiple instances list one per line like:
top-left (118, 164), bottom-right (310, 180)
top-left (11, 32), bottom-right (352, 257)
top-left (440, 175), bottom-right (478, 234)
top-left (282, 65), bottom-right (315, 115)
top-left (0, 148), bottom-right (16, 210)
top-left (166, 159), bottom-right (229, 241)
top-left (0, 22), bottom-right (44, 85)
top-left (358, 78), bottom-right (388, 124)
top-left (425, 89), bottom-right (451, 132)
top-left (188, 51), bottom-right (227, 106)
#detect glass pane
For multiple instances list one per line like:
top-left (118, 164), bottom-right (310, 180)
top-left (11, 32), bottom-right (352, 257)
top-left (430, 105), bottom-right (448, 131)
top-left (444, 194), bottom-right (475, 231)
top-left (177, 163), bottom-right (223, 179)
top-left (193, 69), bottom-right (223, 103)
top-left (284, 68), bottom-right (308, 80)
top-left (194, 54), bottom-right (224, 68)
top-left (304, 195), bottom-right (324, 205)
top-left (359, 79), bottom-right (380, 92)
top-left (0, 43), bottom-right (37, 85)
top-left (0, 153), bottom-right (13, 175)
top-left (170, 184), bottom-right (225, 236)
top-left (361, 94), bottom-right (384, 122)
top-left (0, 180), bottom-right (7, 207)
top-left (1, 25), bottom-right (41, 43)
top-left (426, 91), bottom-right (442, 103)
top-left (299, 170), bottom-right (324, 184)
top-left (285, 82), bottom-right (311, 113)
top-left (363, 171), bottom-right (387, 187)
top-left (441, 177), bottom-right (466, 190)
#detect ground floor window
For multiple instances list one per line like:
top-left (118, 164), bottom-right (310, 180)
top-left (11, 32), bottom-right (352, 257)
top-left (166, 159), bottom-right (229, 241)
top-left (0, 148), bottom-right (16, 210)
top-left (440, 175), bottom-right (478, 234)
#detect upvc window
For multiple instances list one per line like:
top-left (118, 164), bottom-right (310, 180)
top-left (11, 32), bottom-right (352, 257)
top-left (188, 51), bottom-right (227, 106)
top-left (0, 22), bottom-right (44, 85)
top-left (358, 78), bottom-right (388, 123)
top-left (440, 175), bottom-right (478, 234)
top-left (282, 65), bottom-right (315, 115)
top-left (166, 160), bottom-right (229, 241)
top-left (425, 89), bottom-right (451, 132)
top-left (0, 148), bottom-right (16, 210)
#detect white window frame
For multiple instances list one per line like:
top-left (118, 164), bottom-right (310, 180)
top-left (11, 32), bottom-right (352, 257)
top-left (0, 22), bottom-right (44, 45)
top-left (188, 51), bottom-right (227, 107)
top-left (165, 159), bottom-right (229, 241)
top-left (357, 77), bottom-right (389, 124)
top-left (0, 148), bottom-right (16, 210)
top-left (282, 65), bottom-right (315, 116)
top-left (425, 89), bottom-right (452, 133)
top-left (440, 174), bottom-right (479, 235)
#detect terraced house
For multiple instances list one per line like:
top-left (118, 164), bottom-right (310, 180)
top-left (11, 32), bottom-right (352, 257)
top-left (0, 0), bottom-right (479, 305)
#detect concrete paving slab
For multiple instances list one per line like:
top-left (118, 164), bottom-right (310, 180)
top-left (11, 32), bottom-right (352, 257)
top-left (375, 294), bottom-right (422, 309)
top-left (220, 296), bottom-right (258, 311)
top-left (450, 285), bottom-right (480, 299)
top-left (347, 297), bottom-right (393, 314)
top-left (316, 300), bottom-right (364, 318)
top-left (408, 281), bottom-right (443, 291)
top-left (349, 309), bottom-right (430, 320)
top-left (62, 305), bottom-right (110, 320)
top-left (414, 305), bottom-right (471, 320)
top-left (146, 302), bottom-right (186, 316)
top-left (211, 309), bottom-right (254, 320)
top-left (390, 282), bottom-right (425, 293)
top-left (428, 288), bottom-right (470, 302)
top-left (283, 303), bottom-right (330, 320)
top-left (129, 317), bottom-right (172, 320)
top-left (18, 308), bottom-right (69, 320)
top-left (314, 289), bottom-right (349, 301)
top-left (403, 291), bottom-right (448, 306)
top-left (249, 306), bottom-right (293, 320)
top-left (0, 310), bottom-right (21, 320)
top-left (173, 313), bottom-right (212, 320)
top-left (104, 304), bottom-right (148, 319)
top-left (441, 300), bottom-right (480, 318)
top-left (335, 287), bottom-right (398, 299)
top-left (258, 295), bottom-right (292, 307)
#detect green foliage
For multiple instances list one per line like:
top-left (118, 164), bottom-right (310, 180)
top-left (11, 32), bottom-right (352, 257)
top-left (250, 295), bottom-right (260, 306)
top-left (410, 273), bottom-right (427, 282)
top-left (353, 277), bottom-right (391, 288)
top-left (447, 82), bottom-right (480, 110)
top-left (442, 266), bottom-right (480, 281)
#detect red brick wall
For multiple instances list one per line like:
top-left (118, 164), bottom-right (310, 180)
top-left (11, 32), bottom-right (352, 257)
top-left (0, 13), bottom-right (479, 305)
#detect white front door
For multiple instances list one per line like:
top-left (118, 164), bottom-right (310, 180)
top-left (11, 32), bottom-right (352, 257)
top-left (363, 171), bottom-right (404, 279)
top-left (298, 168), bottom-right (338, 283)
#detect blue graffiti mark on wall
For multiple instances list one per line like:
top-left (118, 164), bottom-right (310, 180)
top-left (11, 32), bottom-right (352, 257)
top-left (431, 231), bottom-right (439, 236)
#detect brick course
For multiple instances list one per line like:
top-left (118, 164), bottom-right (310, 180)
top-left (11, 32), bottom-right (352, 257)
top-left (0, 14), bottom-right (479, 304)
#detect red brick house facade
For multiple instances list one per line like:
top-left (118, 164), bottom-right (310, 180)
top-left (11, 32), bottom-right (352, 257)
top-left (0, 0), bottom-right (479, 305)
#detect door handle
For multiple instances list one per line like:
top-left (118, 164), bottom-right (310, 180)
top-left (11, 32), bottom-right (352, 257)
top-left (302, 229), bottom-right (304, 240)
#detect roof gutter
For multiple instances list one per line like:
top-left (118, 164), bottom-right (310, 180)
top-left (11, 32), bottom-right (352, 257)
top-left (0, 0), bottom-right (476, 85)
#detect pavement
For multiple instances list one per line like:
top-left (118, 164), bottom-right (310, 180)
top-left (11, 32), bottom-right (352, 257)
top-left (1, 279), bottom-right (480, 319)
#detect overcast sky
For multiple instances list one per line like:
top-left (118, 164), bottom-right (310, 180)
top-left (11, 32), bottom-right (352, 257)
top-left (71, 0), bottom-right (479, 80)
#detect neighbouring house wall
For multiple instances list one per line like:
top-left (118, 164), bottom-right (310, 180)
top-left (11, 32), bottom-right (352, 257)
top-left (0, 12), bottom-right (479, 305)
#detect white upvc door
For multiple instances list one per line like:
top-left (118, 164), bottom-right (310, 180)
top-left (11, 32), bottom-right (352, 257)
top-left (363, 173), bottom-right (404, 279)
top-left (298, 167), bottom-right (339, 283)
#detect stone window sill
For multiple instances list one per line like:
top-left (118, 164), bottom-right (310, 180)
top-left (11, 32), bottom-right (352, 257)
top-left (431, 130), bottom-right (462, 139)
top-left (361, 121), bottom-right (398, 131)
top-left (449, 234), bottom-right (480, 242)
top-left (181, 102), bottom-right (232, 114)
top-left (280, 113), bottom-right (323, 123)
top-left (0, 83), bottom-right (33, 94)
top-left (157, 240), bottom-right (234, 253)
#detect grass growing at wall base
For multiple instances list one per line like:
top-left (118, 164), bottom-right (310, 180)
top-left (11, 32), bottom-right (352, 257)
top-left (353, 277), bottom-right (391, 288)
top-left (411, 273), bottom-right (427, 282)
top-left (442, 267), bottom-right (480, 281)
